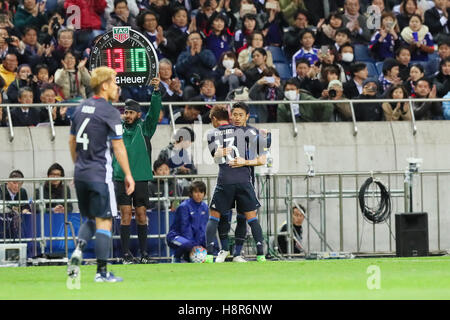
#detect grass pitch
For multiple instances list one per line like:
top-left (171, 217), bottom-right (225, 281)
top-left (1, 256), bottom-right (450, 300)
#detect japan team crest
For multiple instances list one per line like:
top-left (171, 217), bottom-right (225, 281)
top-left (113, 27), bottom-right (130, 43)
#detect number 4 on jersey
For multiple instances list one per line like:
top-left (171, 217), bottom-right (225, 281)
top-left (76, 118), bottom-right (90, 150)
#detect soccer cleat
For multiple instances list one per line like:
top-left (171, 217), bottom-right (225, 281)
top-left (232, 255), bottom-right (248, 263)
top-left (204, 254), bottom-right (214, 263)
top-left (215, 250), bottom-right (230, 263)
top-left (67, 247), bottom-right (82, 278)
top-left (121, 252), bottom-right (137, 264)
top-left (257, 255), bottom-right (266, 262)
top-left (94, 272), bottom-right (123, 283)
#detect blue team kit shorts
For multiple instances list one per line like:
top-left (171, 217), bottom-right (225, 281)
top-left (209, 182), bottom-right (261, 214)
top-left (75, 180), bottom-right (117, 219)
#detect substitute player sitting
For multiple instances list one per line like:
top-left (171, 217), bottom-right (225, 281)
top-left (166, 180), bottom-right (209, 263)
top-left (205, 104), bottom-right (268, 263)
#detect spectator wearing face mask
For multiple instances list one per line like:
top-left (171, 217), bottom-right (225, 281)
top-left (338, 42), bottom-right (355, 81)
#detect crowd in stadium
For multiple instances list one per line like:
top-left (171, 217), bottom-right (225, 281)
top-left (0, 0), bottom-right (448, 126)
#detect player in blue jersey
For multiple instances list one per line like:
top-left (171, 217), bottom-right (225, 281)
top-left (215, 103), bottom-right (271, 263)
top-left (205, 104), bottom-right (268, 263)
top-left (67, 66), bottom-right (135, 283)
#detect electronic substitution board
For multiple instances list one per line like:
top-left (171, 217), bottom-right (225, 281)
top-left (89, 27), bottom-right (159, 86)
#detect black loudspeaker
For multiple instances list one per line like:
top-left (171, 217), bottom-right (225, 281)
top-left (395, 213), bottom-right (429, 257)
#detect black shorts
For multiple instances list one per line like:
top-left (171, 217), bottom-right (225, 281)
top-left (114, 180), bottom-right (150, 208)
top-left (75, 180), bottom-right (117, 219)
top-left (209, 182), bottom-right (261, 215)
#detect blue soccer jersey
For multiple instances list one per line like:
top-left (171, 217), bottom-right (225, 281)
top-left (70, 96), bottom-right (123, 183)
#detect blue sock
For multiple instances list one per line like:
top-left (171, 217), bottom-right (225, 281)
top-left (234, 214), bottom-right (246, 256)
top-left (206, 216), bottom-right (219, 255)
top-left (95, 229), bottom-right (111, 273)
top-left (77, 219), bottom-right (96, 251)
top-left (248, 217), bottom-right (264, 256)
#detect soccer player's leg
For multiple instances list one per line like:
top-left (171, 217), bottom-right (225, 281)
top-left (236, 183), bottom-right (265, 262)
top-left (115, 181), bottom-right (136, 264)
top-left (232, 213), bottom-right (248, 262)
top-left (216, 210), bottom-right (232, 263)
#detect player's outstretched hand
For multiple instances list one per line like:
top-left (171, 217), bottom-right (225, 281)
top-left (151, 77), bottom-right (160, 90)
top-left (124, 174), bottom-right (135, 196)
top-left (228, 157), bottom-right (247, 168)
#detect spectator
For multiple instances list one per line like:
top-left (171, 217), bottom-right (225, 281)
top-left (277, 79), bottom-right (335, 122)
top-left (248, 66), bottom-right (283, 122)
top-left (334, 28), bottom-right (353, 52)
top-left (203, 12), bottom-right (236, 61)
top-left (317, 45), bottom-right (346, 83)
top-left (189, 78), bottom-right (217, 123)
top-left (13, 0), bottom-right (48, 34)
top-left (369, 12), bottom-right (401, 61)
top-left (279, 0), bottom-right (307, 26)
top-left (234, 13), bottom-right (259, 53)
top-left (424, 0), bottom-right (449, 44)
top-left (290, 58), bottom-right (322, 98)
top-left (40, 9), bottom-right (66, 46)
top-left (0, 170), bottom-right (31, 214)
top-left (157, 126), bottom-right (198, 175)
top-left (214, 50), bottom-right (246, 100)
top-left (34, 64), bottom-right (59, 96)
top-left (138, 0), bottom-right (172, 29)
top-left (379, 58), bottom-right (402, 92)
top-left (0, 27), bottom-right (20, 61)
top-left (397, 0), bottom-right (425, 31)
top-left (400, 14), bottom-right (434, 61)
top-left (166, 180), bottom-right (209, 263)
top-left (148, 158), bottom-right (184, 212)
top-left (283, 9), bottom-right (311, 59)
top-left (237, 31), bottom-right (274, 72)
top-left (10, 87), bottom-right (41, 126)
top-left (277, 204), bottom-right (305, 254)
top-left (381, 84), bottom-right (412, 120)
top-left (6, 64), bottom-right (40, 103)
top-left (342, 0), bottom-right (372, 44)
top-left (35, 163), bottom-right (73, 213)
top-left (105, 0), bottom-right (140, 18)
top-left (438, 40), bottom-right (450, 61)
top-left (354, 79), bottom-right (384, 121)
top-left (429, 40), bottom-right (450, 75)
top-left (260, 0), bottom-right (289, 47)
top-left (18, 26), bottom-right (45, 68)
top-left (40, 86), bottom-right (70, 126)
top-left (411, 78), bottom-right (443, 120)
top-left (175, 31), bottom-right (216, 100)
top-left (160, 7), bottom-right (195, 64)
top-left (291, 29), bottom-right (319, 76)
top-left (50, 29), bottom-right (80, 75)
top-left (405, 63), bottom-right (425, 96)
top-left (338, 42), bottom-right (355, 81)
top-left (433, 57), bottom-right (450, 97)
top-left (54, 51), bottom-right (91, 100)
top-left (320, 79), bottom-right (352, 121)
top-left (315, 11), bottom-right (345, 47)
top-left (136, 10), bottom-right (165, 60)
top-left (106, 0), bottom-right (138, 30)
top-left (344, 62), bottom-right (369, 99)
top-left (172, 104), bottom-right (203, 124)
top-left (0, 52), bottom-right (18, 91)
top-left (319, 65), bottom-right (341, 94)
top-left (195, 0), bottom-right (218, 33)
top-left (395, 46), bottom-right (412, 81)
top-left (159, 58), bottom-right (183, 103)
top-left (303, 0), bottom-right (341, 25)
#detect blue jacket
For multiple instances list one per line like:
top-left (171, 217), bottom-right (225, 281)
top-left (167, 198), bottom-right (209, 246)
top-left (175, 48), bottom-right (216, 83)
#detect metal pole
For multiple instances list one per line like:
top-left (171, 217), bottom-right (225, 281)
top-left (6, 106), bottom-right (14, 142)
top-left (339, 174), bottom-right (343, 251)
top-left (408, 99), bottom-right (417, 135)
top-left (47, 105), bottom-right (56, 141)
top-left (168, 103), bottom-right (176, 135)
top-left (39, 184), bottom-right (45, 255)
top-left (436, 173), bottom-right (440, 250)
top-left (273, 175), bottom-right (279, 255)
top-left (288, 103), bottom-right (298, 137)
top-left (349, 101), bottom-right (358, 136)
top-left (64, 179), bottom-right (68, 258)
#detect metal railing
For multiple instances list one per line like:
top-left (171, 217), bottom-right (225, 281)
top-left (1, 169), bottom-right (449, 260)
top-left (2, 98), bottom-right (449, 141)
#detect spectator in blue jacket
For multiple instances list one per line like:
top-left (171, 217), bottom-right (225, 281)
top-left (166, 180), bottom-right (209, 263)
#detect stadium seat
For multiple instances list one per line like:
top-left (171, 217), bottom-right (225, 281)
top-left (376, 61), bottom-right (384, 76)
top-left (354, 44), bottom-right (375, 62)
top-left (365, 62), bottom-right (379, 78)
top-left (274, 62), bottom-right (292, 80)
top-left (267, 46), bottom-right (288, 63)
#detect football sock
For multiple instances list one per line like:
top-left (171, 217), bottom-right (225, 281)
top-left (206, 216), bottom-right (219, 255)
top-left (218, 217), bottom-right (230, 251)
top-left (248, 217), bottom-right (264, 256)
top-left (137, 224), bottom-right (148, 255)
top-left (95, 229), bottom-right (111, 273)
top-left (234, 214), bottom-right (247, 256)
top-left (77, 219), bottom-right (96, 251)
top-left (120, 224), bottom-right (131, 255)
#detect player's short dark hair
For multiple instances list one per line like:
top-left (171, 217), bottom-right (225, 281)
top-left (295, 57), bottom-right (310, 67)
top-left (209, 105), bottom-right (229, 121)
top-left (9, 170), bottom-right (24, 179)
top-left (350, 62), bottom-right (367, 75)
top-left (189, 180), bottom-right (206, 196)
top-left (232, 101), bottom-right (249, 114)
top-left (153, 158), bottom-right (169, 172)
top-left (47, 163), bottom-right (65, 177)
top-left (174, 126), bottom-right (195, 143)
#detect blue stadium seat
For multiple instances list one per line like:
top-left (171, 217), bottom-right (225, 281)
top-left (274, 62), bottom-right (292, 80)
top-left (376, 61), bottom-right (384, 76)
top-left (354, 44), bottom-right (375, 62)
top-left (365, 62), bottom-right (379, 78)
top-left (267, 46), bottom-right (288, 63)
